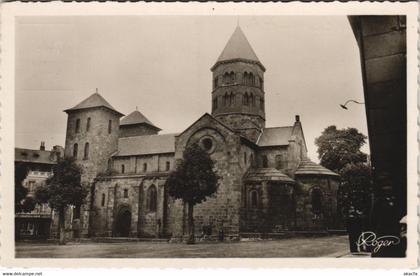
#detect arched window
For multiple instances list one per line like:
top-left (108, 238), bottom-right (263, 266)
top-left (147, 185), bottom-right (157, 212)
top-left (244, 151), bottom-right (247, 165)
top-left (108, 120), bottom-right (112, 134)
top-left (229, 93), bottom-right (235, 106)
top-left (166, 161), bottom-right (170, 171)
top-left (83, 142), bottom-right (89, 160)
top-left (262, 155), bottom-right (268, 168)
top-left (121, 164), bottom-right (125, 174)
top-left (223, 93), bottom-right (228, 106)
top-left (73, 143), bottom-right (78, 159)
top-left (243, 72), bottom-right (248, 85)
top-left (214, 77), bottom-right (218, 89)
top-left (101, 193), bottom-right (106, 207)
top-left (213, 97), bottom-right (218, 110)
top-left (260, 98), bottom-right (264, 110)
top-left (75, 119), bottom-right (80, 133)
top-left (124, 189), bottom-right (128, 198)
top-left (143, 163), bottom-right (147, 172)
top-left (259, 77), bottom-right (264, 89)
top-left (243, 93), bottom-right (249, 106)
top-left (250, 93), bottom-right (255, 106)
top-left (86, 117), bottom-right (91, 132)
top-left (107, 159), bottom-right (112, 171)
top-left (229, 71), bottom-right (235, 83)
top-left (311, 188), bottom-right (323, 214)
top-left (223, 72), bottom-right (230, 84)
top-left (250, 190), bottom-right (258, 208)
top-left (249, 72), bottom-right (255, 86)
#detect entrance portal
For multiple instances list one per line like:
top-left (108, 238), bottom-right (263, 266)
top-left (114, 209), bottom-right (132, 237)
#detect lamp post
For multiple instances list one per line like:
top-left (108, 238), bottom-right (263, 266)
top-left (340, 100), bottom-right (364, 110)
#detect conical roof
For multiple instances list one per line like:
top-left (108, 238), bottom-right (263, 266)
top-left (295, 159), bottom-right (339, 177)
top-left (120, 110), bottom-right (161, 130)
top-left (216, 26), bottom-right (260, 63)
top-left (65, 92), bottom-right (123, 116)
top-left (245, 168), bottom-right (295, 184)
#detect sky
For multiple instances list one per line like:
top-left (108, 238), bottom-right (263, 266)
top-left (15, 16), bottom-right (369, 161)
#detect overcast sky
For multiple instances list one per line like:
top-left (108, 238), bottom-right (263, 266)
top-left (15, 16), bottom-right (369, 161)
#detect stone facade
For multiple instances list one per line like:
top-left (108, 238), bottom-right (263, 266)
top-left (60, 26), bottom-right (341, 240)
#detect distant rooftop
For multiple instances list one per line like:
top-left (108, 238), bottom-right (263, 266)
top-left (15, 148), bottom-right (57, 165)
top-left (64, 92), bottom-right (124, 116)
top-left (120, 110), bottom-right (161, 130)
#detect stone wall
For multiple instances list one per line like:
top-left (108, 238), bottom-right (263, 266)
top-left (91, 174), bottom-right (168, 237)
top-left (119, 124), bottom-right (159, 138)
top-left (112, 154), bottom-right (174, 175)
top-left (170, 114), bottom-right (250, 239)
top-left (294, 175), bottom-right (340, 230)
top-left (64, 107), bottom-right (122, 237)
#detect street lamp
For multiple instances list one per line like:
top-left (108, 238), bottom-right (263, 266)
top-left (340, 100), bottom-right (365, 110)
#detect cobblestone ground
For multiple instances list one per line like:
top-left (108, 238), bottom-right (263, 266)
top-left (16, 235), bottom-right (349, 258)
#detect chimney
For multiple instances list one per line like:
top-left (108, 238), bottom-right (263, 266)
top-left (40, 141), bottom-right (45, 151)
top-left (295, 115), bottom-right (300, 122)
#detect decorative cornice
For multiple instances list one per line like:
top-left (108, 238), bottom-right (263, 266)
top-left (211, 58), bottom-right (266, 72)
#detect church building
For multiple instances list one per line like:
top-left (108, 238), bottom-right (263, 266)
top-left (63, 26), bottom-right (340, 240)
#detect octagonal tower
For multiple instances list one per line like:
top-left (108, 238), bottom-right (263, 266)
top-left (211, 26), bottom-right (266, 142)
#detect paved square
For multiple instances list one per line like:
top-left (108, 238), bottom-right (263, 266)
top-left (16, 235), bottom-right (349, 258)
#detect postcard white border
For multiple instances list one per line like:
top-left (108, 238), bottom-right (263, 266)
top-left (0, 2), bottom-right (418, 268)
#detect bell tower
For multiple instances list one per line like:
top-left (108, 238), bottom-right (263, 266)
top-left (211, 26), bottom-right (266, 142)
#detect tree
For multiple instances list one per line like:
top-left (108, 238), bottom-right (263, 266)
top-left (15, 163), bottom-right (29, 213)
top-left (315, 126), bottom-right (372, 222)
top-left (35, 157), bottom-right (88, 245)
top-left (166, 143), bottom-right (220, 244)
top-left (315, 126), bottom-right (367, 173)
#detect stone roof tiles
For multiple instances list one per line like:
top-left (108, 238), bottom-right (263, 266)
top-left (257, 126), bottom-right (294, 147)
top-left (120, 110), bottom-right (161, 130)
top-left (65, 92), bottom-right (124, 116)
top-left (295, 159), bottom-right (339, 177)
top-left (245, 168), bottom-right (295, 183)
top-left (116, 133), bottom-right (177, 156)
top-left (216, 26), bottom-right (260, 63)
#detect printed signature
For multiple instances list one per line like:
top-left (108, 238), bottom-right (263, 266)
top-left (356, 231), bottom-right (400, 253)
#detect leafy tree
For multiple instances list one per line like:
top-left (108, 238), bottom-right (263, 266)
top-left (315, 126), bottom-right (372, 221)
top-left (166, 143), bottom-right (220, 244)
top-left (339, 163), bottom-right (372, 219)
top-left (35, 157), bottom-right (88, 245)
top-left (315, 126), bottom-right (367, 173)
top-left (15, 163), bottom-right (29, 213)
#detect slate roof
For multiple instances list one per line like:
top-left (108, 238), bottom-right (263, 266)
top-left (65, 92), bottom-right (124, 116)
top-left (257, 127), bottom-right (294, 147)
top-left (245, 168), bottom-right (295, 183)
top-left (120, 110), bottom-right (161, 130)
top-left (116, 133), bottom-right (177, 156)
top-left (15, 148), bottom-right (57, 164)
top-left (216, 26), bottom-right (260, 63)
top-left (295, 159), bottom-right (339, 177)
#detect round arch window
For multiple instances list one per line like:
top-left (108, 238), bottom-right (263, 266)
top-left (200, 137), bottom-right (215, 153)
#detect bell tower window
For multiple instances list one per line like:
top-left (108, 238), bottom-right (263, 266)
top-left (86, 117), bottom-right (91, 132)
top-left (243, 93), bottom-right (249, 106)
top-left (73, 143), bottom-right (78, 159)
top-left (75, 119), bottom-right (80, 133)
top-left (108, 120), bottom-right (112, 134)
top-left (214, 76), bottom-right (218, 89)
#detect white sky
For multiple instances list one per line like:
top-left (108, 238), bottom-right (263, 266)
top-left (15, 16), bottom-right (369, 161)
